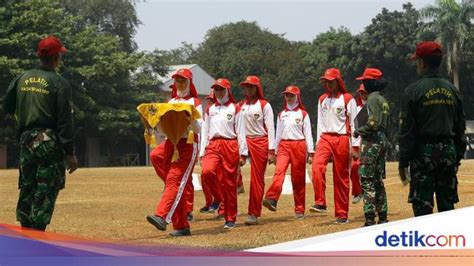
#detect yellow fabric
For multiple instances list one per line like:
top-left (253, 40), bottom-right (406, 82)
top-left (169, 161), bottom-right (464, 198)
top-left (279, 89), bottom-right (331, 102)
top-left (137, 103), bottom-right (201, 162)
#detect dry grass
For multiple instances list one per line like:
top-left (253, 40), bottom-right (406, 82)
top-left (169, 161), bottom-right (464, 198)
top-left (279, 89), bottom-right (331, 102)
top-left (1, 161), bottom-right (474, 250)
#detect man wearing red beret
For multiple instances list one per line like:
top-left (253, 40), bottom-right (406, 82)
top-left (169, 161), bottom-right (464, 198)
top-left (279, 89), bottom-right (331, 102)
top-left (398, 41), bottom-right (466, 216)
top-left (3, 35), bottom-right (78, 231)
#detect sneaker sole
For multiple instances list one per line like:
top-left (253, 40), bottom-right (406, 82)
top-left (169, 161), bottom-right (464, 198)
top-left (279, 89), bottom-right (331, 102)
top-left (169, 232), bottom-right (191, 237)
top-left (262, 200), bottom-right (277, 212)
top-left (146, 216), bottom-right (166, 231)
top-left (309, 208), bottom-right (327, 213)
top-left (244, 221), bottom-right (258, 225)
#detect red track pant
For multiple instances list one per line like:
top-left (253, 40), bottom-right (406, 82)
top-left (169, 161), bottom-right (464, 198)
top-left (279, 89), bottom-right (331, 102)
top-left (246, 136), bottom-right (269, 217)
top-left (312, 134), bottom-right (351, 219)
top-left (350, 149), bottom-right (362, 197)
top-left (265, 140), bottom-right (307, 214)
top-left (151, 142), bottom-right (194, 214)
top-left (153, 139), bottom-right (198, 230)
top-left (201, 139), bottom-right (239, 222)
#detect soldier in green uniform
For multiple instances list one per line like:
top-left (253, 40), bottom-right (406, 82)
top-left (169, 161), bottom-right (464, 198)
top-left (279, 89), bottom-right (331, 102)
top-left (354, 68), bottom-right (390, 226)
top-left (3, 35), bottom-right (78, 231)
top-left (398, 41), bottom-right (466, 217)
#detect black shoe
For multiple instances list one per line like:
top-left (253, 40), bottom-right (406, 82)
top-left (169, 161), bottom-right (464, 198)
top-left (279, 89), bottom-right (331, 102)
top-left (147, 215), bottom-right (167, 231)
top-left (169, 228), bottom-right (191, 237)
top-left (199, 206), bottom-right (210, 213)
top-left (216, 214), bottom-right (225, 220)
top-left (378, 213), bottom-right (388, 224)
top-left (208, 202), bottom-right (220, 213)
top-left (263, 198), bottom-right (277, 212)
top-left (237, 186), bottom-right (245, 194)
top-left (364, 213), bottom-right (376, 227)
top-left (223, 221), bottom-right (236, 229)
top-left (334, 218), bottom-right (349, 224)
top-left (309, 204), bottom-right (327, 213)
top-left (187, 212), bottom-right (194, 221)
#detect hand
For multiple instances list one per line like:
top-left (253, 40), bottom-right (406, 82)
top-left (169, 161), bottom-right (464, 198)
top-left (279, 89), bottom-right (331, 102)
top-left (398, 167), bottom-right (410, 186)
top-left (307, 154), bottom-right (313, 165)
top-left (352, 147), bottom-right (360, 159)
top-left (65, 155), bottom-right (78, 174)
top-left (240, 156), bottom-right (246, 166)
top-left (353, 131), bottom-right (359, 138)
top-left (268, 154), bottom-right (276, 165)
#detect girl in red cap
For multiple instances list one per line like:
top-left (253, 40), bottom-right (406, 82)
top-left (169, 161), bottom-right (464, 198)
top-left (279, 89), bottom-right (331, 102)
top-left (311, 68), bottom-right (359, 224)
top-left (200, 78), bottom-right (246, 229)
top-left (147, 68), bottom-right (203, 236)
top-left (239, 75), bottom-right (276, 225)
top-left (350, 84), bottom-right (368, 204)
top-left (262, 86), bottom-right (314, 219)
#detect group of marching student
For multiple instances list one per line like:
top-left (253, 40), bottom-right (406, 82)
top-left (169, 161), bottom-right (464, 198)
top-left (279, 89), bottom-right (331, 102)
top-left (146, 66), bottom-right (388, 237)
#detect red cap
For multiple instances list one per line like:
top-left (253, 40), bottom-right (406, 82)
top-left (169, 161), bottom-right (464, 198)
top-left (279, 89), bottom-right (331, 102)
top-left (211, 78), bottom-right (231, 90)
top-left (37, 35), bottom-right (67, 57)
top-left (282, 85), bottom-right (300, 95)
top-left (320, 68), bottom-right (347, 93)
top-left (172, 68), bottom-right (193, 80)
top-left (282, 85), bottom-right (305, 110)
top-left (170, 68), bottom-right (198, 98)
top-left (240, 75), bottom-right (265, 101)
top-left (410, 41), bottom-right (442, 60)
top-left (356, 68), bottom-right (383, 80)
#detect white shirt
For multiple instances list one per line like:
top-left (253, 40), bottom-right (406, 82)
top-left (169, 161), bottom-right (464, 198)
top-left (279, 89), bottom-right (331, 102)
top-left (200, 102), bottom-right (247, 157)
top-left (239, 100), bottom-right (276, 155)
top-left (317, 93), bottom-right (359, 147)
top-left (275, 108), bottom-right (314, 154)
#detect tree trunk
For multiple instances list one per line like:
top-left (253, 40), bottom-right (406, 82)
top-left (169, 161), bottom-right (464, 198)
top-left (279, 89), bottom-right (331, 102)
top-left (452, 40), bottom-right (461, 91)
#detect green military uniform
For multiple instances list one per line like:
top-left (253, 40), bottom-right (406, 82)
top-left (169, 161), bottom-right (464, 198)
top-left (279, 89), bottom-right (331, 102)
top-left (3, 67), bottom-right (74, 230)
top-left (398, 70), bottom-right (466, 217)
top-left (355, 91), bottom-right (390, 224)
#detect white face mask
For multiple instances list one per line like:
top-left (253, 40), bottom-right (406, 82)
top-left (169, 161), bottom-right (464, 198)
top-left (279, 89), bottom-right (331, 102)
top-left (287, 99), bottom-right (299, 110)
top-left (176, 80), bottom-right (190, 98)
top-left (217, 90), bottom-right (229, 105)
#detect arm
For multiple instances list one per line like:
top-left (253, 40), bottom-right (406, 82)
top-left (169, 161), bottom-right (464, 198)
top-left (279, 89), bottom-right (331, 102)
top-left (453, 90), bottom-right (466, 163)
top-left (303, 113), bottom-right (314, 154)
top-left (237, 106), bottom-right (248, 157)
top-left (56, 79), bottom-right (75, 156)
top-left (199, 111), bottom-right (210, 158)
top-left (398, 88), bottom-right (416, 168)
top-left (3, 75), bottom-right (21, 115)
top-left (316, 100), bottom-right (323, 145)
top-left (191, 104), bottom-right (203, 133)
top-left (274, 113), bottom-right (283, 154)
top-left (348, 98), bottom-right (359, 147)
top-left (263, 103), bottom-right (275, 155)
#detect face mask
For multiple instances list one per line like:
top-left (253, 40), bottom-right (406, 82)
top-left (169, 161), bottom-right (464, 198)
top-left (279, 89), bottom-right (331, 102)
top-left (176, 80), bottom-right (190, 98)
top-left (217, 90), bottom-right (229, 105)
top-left (287, 99), bottom-right (299, 110)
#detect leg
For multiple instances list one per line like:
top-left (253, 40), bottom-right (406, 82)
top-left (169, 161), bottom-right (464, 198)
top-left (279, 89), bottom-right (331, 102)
top-left (374, 156), bottom-right (388, 219)
top-left (290, 141), bottom-right (307, 215)
top-left (150, 142), bottom-right (169, 182)
top-left (350, 158), bottom-right (362, 197)
top-left (200, 144), bottom-right (223, 205)
top-left (312, 136), bottom-right (332, 207)
top-left (155, 141), bottom-right (197, 227)
top-left (265, 141), bottom-right (291, 202)
top-left (219, 140), bottom-right (239, 223)
top-left (247, 137), bottom-right (268, 217)
top-left (332, 136), bottom-right (351, 220)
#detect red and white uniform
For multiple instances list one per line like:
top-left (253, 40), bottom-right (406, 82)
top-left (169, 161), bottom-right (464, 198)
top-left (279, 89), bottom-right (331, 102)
top-left (312, 68), bottom-right (358, 220)
top-left (149, 68), bottom-right (201, 231)
top-left (350, 84), bottom-right (366, 197)
top-left (200, 79), bottom-right (245, 222)
top-left (239, 75), bottom-right (275, 218)
top-left (265, 86), bottom-right (313, 214)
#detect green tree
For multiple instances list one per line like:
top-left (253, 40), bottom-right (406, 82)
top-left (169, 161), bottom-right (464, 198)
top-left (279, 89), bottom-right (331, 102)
top-left (421, 0), bottom-right (474, 89)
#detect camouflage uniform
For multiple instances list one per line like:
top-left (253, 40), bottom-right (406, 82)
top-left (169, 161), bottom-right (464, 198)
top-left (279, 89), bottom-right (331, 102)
top-left (4, 67), bottom-right (74, 230)
top-left (399, 70), bottom-right (466, 217)
top-left (355, 91), bottom-right (390, 224)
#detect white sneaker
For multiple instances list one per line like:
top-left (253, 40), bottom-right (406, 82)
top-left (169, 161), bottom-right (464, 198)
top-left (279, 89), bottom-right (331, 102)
top-left (352, 194), bottom-right (363, 204)
top-left (245, 215), bottom-right (258, 225)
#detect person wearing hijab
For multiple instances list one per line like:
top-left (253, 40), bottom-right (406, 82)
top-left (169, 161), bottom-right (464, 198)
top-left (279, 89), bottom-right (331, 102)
top-left (262, 86), bottom-right (314, 219)
top-left (200, 78), bottom-right (246, 229)
top-left (350, 84), bottom-right (368, 205)
top-left (311, 68), bottom-right (359, 224)
top-left (239, 75), bottom-right (275, 225)
top-left (147, 68), bottom-right (203, 236)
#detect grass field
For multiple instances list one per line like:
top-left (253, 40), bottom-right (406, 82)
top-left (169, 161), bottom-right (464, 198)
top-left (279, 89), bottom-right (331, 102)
top-left (1, 161), bottom-right (474, 250)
